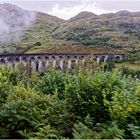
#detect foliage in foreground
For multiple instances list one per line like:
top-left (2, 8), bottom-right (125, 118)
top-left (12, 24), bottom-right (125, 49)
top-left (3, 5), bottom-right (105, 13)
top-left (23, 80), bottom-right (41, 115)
top-left (0, 67), bottom-right (140, 139)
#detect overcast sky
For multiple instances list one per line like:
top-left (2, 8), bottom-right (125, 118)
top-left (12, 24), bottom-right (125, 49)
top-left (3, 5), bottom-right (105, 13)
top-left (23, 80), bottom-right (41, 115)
top-left (0, 0), bottom-right (140, 20)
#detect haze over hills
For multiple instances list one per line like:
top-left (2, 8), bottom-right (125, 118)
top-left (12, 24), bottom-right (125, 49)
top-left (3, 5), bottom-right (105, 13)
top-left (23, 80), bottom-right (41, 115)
top-left (0, 3), bottom-right (36, 53)
top-left (0, 3), bottom-right (140, 54)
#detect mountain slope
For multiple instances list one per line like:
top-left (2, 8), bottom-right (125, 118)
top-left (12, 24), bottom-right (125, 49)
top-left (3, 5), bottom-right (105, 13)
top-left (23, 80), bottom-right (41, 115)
top-left (0, 3), bottom-right (140, 54)
top-left (17, 11), bottom-right (65, 53)
top-left (0, 3), bottom-right (36, 42)
top-left (52, 11), bottom-right (140, 51)
top-left (0, 3), bottom-right (66, 53)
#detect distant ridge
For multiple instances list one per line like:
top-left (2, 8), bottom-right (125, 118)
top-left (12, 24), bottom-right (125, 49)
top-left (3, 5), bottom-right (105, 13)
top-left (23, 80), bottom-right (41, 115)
top-left (69, 11), bottom-right (97, 21)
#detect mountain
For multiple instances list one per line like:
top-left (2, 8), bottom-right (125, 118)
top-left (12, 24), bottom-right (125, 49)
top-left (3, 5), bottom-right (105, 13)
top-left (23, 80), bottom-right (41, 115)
top-left (52, 10), bottom-right (140, 53)
top-left (0, 3), bottom-right (140, 54)
top-left (0, 3), bottom-right (36, 41)
top-left (69, 11), bottom-right (97, 22)
top-left (0, 3), bottom-right (37, 53)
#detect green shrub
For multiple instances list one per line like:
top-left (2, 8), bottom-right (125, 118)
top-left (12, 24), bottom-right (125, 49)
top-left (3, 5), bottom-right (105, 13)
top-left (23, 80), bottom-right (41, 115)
top-left (0, 86), bottom-right (43, 138)
top-left (35, 70), bottom-right (67, 98)
top-left (127, 124), bottom-right (140, 139)
top-left (65, 71), bottom-right (126, 123)
top-left (0, 85), bottom-right (73, 139)
top-left (73, 121), bottom-right (124, 139)
top-left (125, 53), bottom-right (140, 61)
top-left (0, 68), bottom-right (15, 104)
top-left (0, 68), bottom-right (139, 139)
top-left (80, 37), bottom-right (110, 46)
top-left (121, 67), bottom-right (140, 79)
top-left (33, 42), bottom-right (42, 46)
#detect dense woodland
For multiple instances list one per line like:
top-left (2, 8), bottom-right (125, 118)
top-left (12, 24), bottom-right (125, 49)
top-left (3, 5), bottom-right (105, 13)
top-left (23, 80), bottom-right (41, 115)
top-left (0, 65), bottom-right (140, 139)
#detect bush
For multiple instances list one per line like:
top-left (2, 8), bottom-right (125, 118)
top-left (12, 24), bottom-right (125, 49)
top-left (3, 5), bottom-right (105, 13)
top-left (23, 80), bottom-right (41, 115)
top-left (80, 37), bottom-right (110, 46)
top-left (0, 85), bottom-right (73, 139)
top-left (0, 68), bottom-right (15, 104)
top-left (125, 53), bottom-right (140, 61)
top-left (0, 68), bottom-right (140, 139)
top-left (121, 67), bottom-right (140, 79)
top-left (73, 121), bottom-right (125, 139)
top-left (35, 70), bottom-right (67, 98)
top-left (33, 42), bottom-right (42, 46)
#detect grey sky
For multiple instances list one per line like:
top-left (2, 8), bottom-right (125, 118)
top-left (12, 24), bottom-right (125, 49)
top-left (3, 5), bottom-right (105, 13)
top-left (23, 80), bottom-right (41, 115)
top-left (0, 0), bottom-right (140, 19)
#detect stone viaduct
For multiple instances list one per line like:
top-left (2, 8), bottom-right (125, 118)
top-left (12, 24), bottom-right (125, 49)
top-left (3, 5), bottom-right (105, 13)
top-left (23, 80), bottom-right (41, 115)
top-left (0, 53), bottom-right (124, 72)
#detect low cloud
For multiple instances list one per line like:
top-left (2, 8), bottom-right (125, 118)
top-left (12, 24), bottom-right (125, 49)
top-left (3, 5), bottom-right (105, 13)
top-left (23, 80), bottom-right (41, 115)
top-left (48, 0), bottom-right (116, 20)
top-left (0, 3), bottom-right (36, 44)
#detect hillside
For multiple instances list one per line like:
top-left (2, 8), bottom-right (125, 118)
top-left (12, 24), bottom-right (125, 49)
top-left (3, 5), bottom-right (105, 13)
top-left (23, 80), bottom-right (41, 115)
top-left (0, 3), bottom-right (140, 54)
top-left (52, 11), bottom-right (140, 51)
top-left (0, 3), bottom-right (36, 53)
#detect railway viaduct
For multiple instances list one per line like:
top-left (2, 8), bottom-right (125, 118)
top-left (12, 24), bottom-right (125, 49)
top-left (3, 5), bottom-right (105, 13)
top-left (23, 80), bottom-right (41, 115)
top-left (0, 53), bottom-right (124, 72)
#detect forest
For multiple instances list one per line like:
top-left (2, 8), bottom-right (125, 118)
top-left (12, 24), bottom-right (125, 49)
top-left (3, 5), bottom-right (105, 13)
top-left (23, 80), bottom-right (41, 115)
top-left (0, 65), bottom-right (140, 139)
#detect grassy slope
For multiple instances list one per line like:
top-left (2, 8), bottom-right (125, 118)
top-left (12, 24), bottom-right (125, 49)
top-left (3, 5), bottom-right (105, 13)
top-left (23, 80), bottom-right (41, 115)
top-left (52, 11), bottom-right (140, 53)
top-left (16, 12), bottom-right (67, 53)
top-left (116, 60), bottom-right (140, 71)
top-left (15, 11), bottom-right (140, 54)
top-left (0, 6), bottom-right (140, 57)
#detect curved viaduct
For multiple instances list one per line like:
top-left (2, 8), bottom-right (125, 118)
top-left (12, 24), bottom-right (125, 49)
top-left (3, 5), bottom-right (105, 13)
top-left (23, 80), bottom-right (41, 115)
top-left (0, 53), bottom-right (124, 72)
